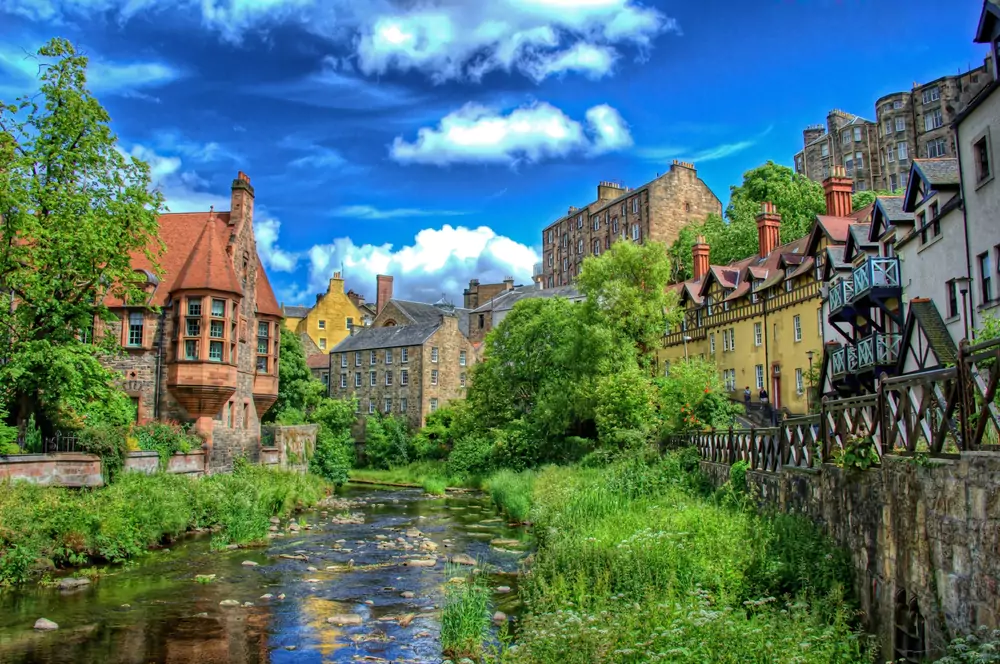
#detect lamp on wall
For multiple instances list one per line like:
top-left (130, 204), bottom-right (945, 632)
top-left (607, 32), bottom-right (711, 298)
top-left (682, 335), bottom-right (692, 361)
top-left (955, 276), bottom-right (972, 342)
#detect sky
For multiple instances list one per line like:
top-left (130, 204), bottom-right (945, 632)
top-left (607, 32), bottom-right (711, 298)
top-left (0, 0), bottom-right (990, 305)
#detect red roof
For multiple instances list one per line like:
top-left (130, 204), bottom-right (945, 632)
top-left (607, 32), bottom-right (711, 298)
top-left (172, 216), bottom-right (243, 296)
top-left (306, 353), bottom-right (330, 369)
top-left (814, 215), bottom-right (855, 243)
top-left (255, 263), bottom-right (282, 317)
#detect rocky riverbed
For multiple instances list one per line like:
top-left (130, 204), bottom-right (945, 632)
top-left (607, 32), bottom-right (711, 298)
top-left (0, 485), bottom-right (530, 663)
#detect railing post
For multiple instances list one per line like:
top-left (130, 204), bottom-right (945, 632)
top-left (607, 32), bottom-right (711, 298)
top-left (877, 372), bottom-right (888, 457)
top-left (957, 339), bottom-right (972, 450)
top-left (819, 395), bottom-right (830, 463)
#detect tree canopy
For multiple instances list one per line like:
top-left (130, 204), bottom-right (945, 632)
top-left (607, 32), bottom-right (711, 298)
top-left (0, 38), bottom-right (164, 429)
top-left (852, 188), bottom-right (904, 211)
top-left (265, 331), bottom-right (324, 423)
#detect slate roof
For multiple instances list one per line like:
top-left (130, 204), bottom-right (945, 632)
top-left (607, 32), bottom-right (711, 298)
top-left (389, 299), bottom-right (472, 338)
top-left (283, 305), bottom-right (312, 318)
top-left (472, 285), bottom-right (583, 314)
top-left (896, 299), bottom-right (958, 374)
top-left (913, 158), bottom-right (961, 187)
top-left (331, 322), bottom-right (442, 353)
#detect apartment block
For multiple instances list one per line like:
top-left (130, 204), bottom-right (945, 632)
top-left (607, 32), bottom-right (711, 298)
top-left (539, 160), bottom-right (721, 289)
top-left (794, 110), bottom-right (882, 192)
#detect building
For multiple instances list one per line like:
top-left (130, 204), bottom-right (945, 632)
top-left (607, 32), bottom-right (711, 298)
top-left (539, 160), bottom-right (721, 289)
top-left (328, 306), bottom-right (476, 437)
top-left (794, 110), bottom-right (882, 192)
top-left (281, 272), bottom-right (366, 352)
top-left (977, 1), bottom-right (1000, 76)
top-left (463, 277), bottom-right (517, 309)
top-left (467, 284), bottom-right (584, 344)
top-left (102, 171), bottom-right (281, 472)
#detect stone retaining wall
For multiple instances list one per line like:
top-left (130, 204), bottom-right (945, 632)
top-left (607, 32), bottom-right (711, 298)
top-left (699, 453), bottom-right (1000, 659)
top-left (124, 450), bottom-right (206, 476)
top-left (0, 453), bottom-right (103, 487)
top-left (260, 446), bottom-right (281, 467)
top-left (261, 425), bottom-right (317, 473)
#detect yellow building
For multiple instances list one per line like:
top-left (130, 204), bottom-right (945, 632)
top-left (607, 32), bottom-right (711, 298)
top-left (281, 272), bottom-right (365, 352)
top-left (658, 202), bottom-right (825, 416)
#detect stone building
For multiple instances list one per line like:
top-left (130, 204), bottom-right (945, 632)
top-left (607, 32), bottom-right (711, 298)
top-left (462, 277), bottom-right (517, 309)
top-left (539, 160), bottom-right (721, 289)
top-left (793, 109), bottom-right (882, 192)
top-left (102, 172), bottom-right (281, 472)
top-left (281, 272), bottom-right (366, 352)
top-left (467, 284), bottom-right (583, 344)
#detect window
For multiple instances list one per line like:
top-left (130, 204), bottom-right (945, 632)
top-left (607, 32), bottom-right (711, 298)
top-left (632, 197), bottom-right (639, 214)
top-left (319, 338), bottom-right (326, 350)
top-left (900, 173), bottom-right (908, 189)
top-left (127, 312), bottom-right (144, 347)
top-left (355, 400), bottom-right (361, 414)
top-left (919, 211), bottom-right (928, 244)
top-left (710, 332), bottom-right (716, 354)
top-left (593, 217), bottom-right (600, 231)
top-left (895, 117), bottom-right (905, 132)
top-left (890, 174), bottom-right (898, 191)
top-left (370, 371), bottom-right (376, 386)
top-left (893, 99), bottom-right (903, 110)
top-left (384, 397), bottom-right (392, 413)
top-left (927, 137), bottom-right (947, 158)
top-left (431, 369), bottom-right (439, 386)
top-left (318, 320), bottom-right (326, 330)
top-left (631, 224), bottom-right (640, 241)
top-left (431, 347), bottom-right (439, 363)
top-left (844, 157), bottom-right (854, 176)
top-left (924, 108), bottom-right (943, 132)
top-left (922, 86), bottom-right (940, 104)
top-left (210, 299), bottom-right (225, 317)
top-left (186, 317), bottom-right (201, 337)
top-left (612, 218), bottom-right (619, 234)
top-left (853, 127), bottom-right (862, 142)
top-left (593, 239), bottom-right (601, 256)
top-left (821, 143), bottom-right (829, 157)
top-left (256, 322), bottom-right (270, 373)
top-left (818, 308), bottom-right (823, 336)
top-left (209, 341), bottom-right (223, 362)
top-left (346, 317), bottom-right (353, 330)
top-left (400, 397), bottom-right (408, 413)
top-left (980, 252), bottom-right (993, 304)
top-left (385, 349), bottom-right (393, 364)
top-left (729, 328), bottom-right (735, 352)
top-left (187, 297), bottom-right (202, 316)
top-left (755, 364), bottom-right (764, 390)
top-left (897, 142), bottom-right (908, 161)
top-left (185, 339), bottom-right (198, 360)
top-left (459, 350), bottom-right (467, 366)
top-left (930, 201), bottom-right (940, 238)
top-left (370, 350), bottom-right (377, 365)
top-left (340, 373), bottom-right (347, 388)
top-left (577, 215), bottom-right (583, 229)
top-left (621, 203), bottom-right (626, 217)
top-left (975, 135), bottom-right (992, 183)
top-left (754, 322), bottom-right (762, 347)
top-left (578, 238), bottom-right (584, 254)
top-left (796, 368), bottom-right (804, 394)
top-left (785, 276), bottom-right (793, 292)
top-left (385, 371), bottom-right (393, 386)
top-left (947, 280), bottom-right (959, 318)
top-left (355, 351), bottom-right (361, 366)
top-left (793, 315), bottom-right (802, 342)
top-left (855, 151), bottom-right (863, 169)
top-left (478, 314), bottom-right (485, 329)
top-left (355, 372), bottom-right (361, 387)
top-left (401, 348), bottom-right (409, 363)
top-left (430, 398), bottom-right (439, 413)
top-left (460, 372), bottom-right (467, 387)
top-left (842, 131), bottom-right (851, 145)
top-left (888, 145), bottom-right (895, 162)
top-left (368, 399), bottom-right (375, 414)
top-left (401, 369), bottom-right (409, 386)
top-left (548, 230), bottom-right (553, 244)
top-left (664, 360), bottom-right (671, 377)
top-left (857, 181), bottom-right (868, 191)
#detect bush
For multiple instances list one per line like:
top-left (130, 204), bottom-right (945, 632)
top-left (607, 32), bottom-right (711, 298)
top-left (486, 469), bottom-right (535, 522)
top-left (412, 404), bottom-right (468, 461)
top-left (364, 414), bottom-right (411, 469)
top-left (133, 421), bottom-right (199, 469)
top-left (441, 567), bottom-right (492, 659)
top-left (448, 433), bottom-right (494, 476)
top-left (274, 407), bottom-right (307, 425)
top-left (422, 477), bottom-right (447, 496)
top-left (489, 419), bottom-right (538, 471)
top-left (310, 427), bottom-right (353, 486)
top-left (77, 424), bottom-right (129, 482)
top-left (656, 358), bottom-right (741, 434)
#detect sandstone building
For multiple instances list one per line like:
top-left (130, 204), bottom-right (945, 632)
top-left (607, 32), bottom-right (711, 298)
top-left (102, 172), bottom-right (281, 472)
top-left (793, 110), bottom-right (882, 192)
top-left (539, 160), bottom-right (721, 288)
top-left (463, 277), bottom-right (518, 309)
top-left (467, 283), bottom-right (583, 345)
top-left (281, 272), bottom-right (366, 352)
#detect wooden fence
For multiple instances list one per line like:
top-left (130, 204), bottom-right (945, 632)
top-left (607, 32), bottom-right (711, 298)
top-left (667, 337), bottom-right (1000, 469)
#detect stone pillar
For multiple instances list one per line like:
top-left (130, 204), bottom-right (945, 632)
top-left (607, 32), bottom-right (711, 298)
top-left (194, 416), bottom-right (214, 472)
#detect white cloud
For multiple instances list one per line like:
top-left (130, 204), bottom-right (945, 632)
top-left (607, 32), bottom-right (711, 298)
top-left (331, 205), bottom-right (469, 220)
top-left (637, 126), bottom-right (775, 164)
top-left (3, 0), bottom-right (678, 83)
top-left (254, 216), bottom-right (299, 273)
top-left (390, 101), bottom-right (632, 166)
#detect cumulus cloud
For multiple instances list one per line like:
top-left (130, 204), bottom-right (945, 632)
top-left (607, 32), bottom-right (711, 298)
top-left (390, 101), bottom-right (632, 166)
top-left (3, 0), bottom-right (678, 83)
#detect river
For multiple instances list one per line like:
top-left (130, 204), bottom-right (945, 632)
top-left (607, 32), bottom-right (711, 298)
top-left (0, 485), bottom-right (529, 663)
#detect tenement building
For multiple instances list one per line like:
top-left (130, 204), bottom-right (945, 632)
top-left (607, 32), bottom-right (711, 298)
top-left (281, 272), bottom-right (367, 352)
top-left (102, 171), bottom-right (282, 472)
top-left (539, 160), bottom-right (721, 288)
top-left (793, 109), bottom-right (882, 191)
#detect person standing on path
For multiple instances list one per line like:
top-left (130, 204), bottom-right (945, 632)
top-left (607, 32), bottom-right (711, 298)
top-left (744, 387), bottom-right (751, 406)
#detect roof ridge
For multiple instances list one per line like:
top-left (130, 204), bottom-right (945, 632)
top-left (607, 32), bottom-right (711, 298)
top-left (171, 219), bottom-right (243, 296)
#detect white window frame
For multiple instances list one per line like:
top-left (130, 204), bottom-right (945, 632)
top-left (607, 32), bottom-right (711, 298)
top-left (431, 369), bottom-right (439, 386)
top-left (340, 354), bottom-right (347, 368)
top-left (895, 117), bottom-right (905, 132)
top-left (370, 371), bottom-right (376, 387)
top-left (754, 322), bottom-right (762, 347)
top-left (401, 348), bottom-right (408, 363)
top-left (796, 368), bottom-right (804, 394)
top-left (853, 127), bottom-right (861, 142)
top-left (460, 372), bottom-right (467, 388)
top-left (318, 319), bottom-right (326, 330)
top-left (459, 350), bottom-right (467, 366)
top-left (385, 370), bottom-right (393, 386)
top-left (793, 315), bottom-right (802, 342)
top-left (431, 347), bottom-right (439, 363)
top-left (368, 399), bottom-right (375, 414)
top-left (593, 217), bottom-right (600, 231)
top-left (401, 369), bottom-right (408, 386)
top-left (842, 131), bottom-right (851, 145)
top-left (370, 350), bottom-right (377, 365)
top-left (821, 143), bottom-right (829, 157)
top-left (755, 364), bottom-right (764, 390)
top-left (430, 398), bottom-right (439, 413)
top-left (384, 397), bottom-right (392, 413)
top-left (710, 332), bottom-right (716, 354)
top-left (339, 373), bottom-right (347, 388)
top-left (355, 351), bottom-right (361, 367)
top-left (897, 142), bottom-right (908, 161)
top-left (922, 86), bottom-right (940, 104)
top-left (400, 397), bottom-right (408, 413)
top-left (355, 372), bottom-right (361, 387)
top-left (632, 197), bottom-right (639, 214)
top-left (385, 349), bottom-right (393, 364)
top-left (631, 224), bottom-right (640, 241)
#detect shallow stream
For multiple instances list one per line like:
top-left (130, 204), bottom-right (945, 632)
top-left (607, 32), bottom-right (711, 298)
top-left (0, 485), bottom-right (529, 663)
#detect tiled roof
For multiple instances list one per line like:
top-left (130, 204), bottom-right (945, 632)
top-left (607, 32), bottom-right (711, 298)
top-left (283, 305), bottom-right (312, 318)
top-left (171, 215), bottom-right (244, 296)
top-left (255, 263), bottom-right (282, 317)
top-left (684, 236), bottom-right (810, 302)
top-left (815, 215), bottom-right (856, 243)
top-left (306, 353), bottom-right (331, 370)
top-left (788, 256), bottom-right (816, 280)
top-left (875, 196), bottom-right (911, 223)
top-left (390, 299), bottom-right (472, 337)
top-left (913, 158), bottom-right (960, 187)
top-left (331, 322), bottom-right (441, 353)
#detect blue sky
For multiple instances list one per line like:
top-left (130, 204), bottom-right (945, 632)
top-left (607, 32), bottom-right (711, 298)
top-left (0, 0), bottom-right (989, 305)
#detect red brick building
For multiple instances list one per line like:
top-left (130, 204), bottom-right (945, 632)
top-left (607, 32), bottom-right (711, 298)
top-left (102, 172), bottom-right (282, 472)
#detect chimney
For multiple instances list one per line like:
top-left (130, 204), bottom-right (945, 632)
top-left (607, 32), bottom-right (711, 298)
top-left (692, 236), bottom-right (710, 281)
top-left (329, 272), bottom-right (344, 294)
top-left (756, 202), bottom-right (781, 258)
top-left (597, 180), bottom-right (625, 201)
top-left (376, 274), bottom-right (393, 315)
top-left (503, 276), bottom-right (514, 290)
top-left (823, 165), bottom-right (853, 218)
top-left (230, 171), bottom-right (254, 238)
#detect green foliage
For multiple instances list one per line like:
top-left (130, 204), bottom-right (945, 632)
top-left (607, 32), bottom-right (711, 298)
top-left (0, 465), bottom-right (328, 584)
top-left (833, 430), bottom-right (880, 471)
top-left (852, 188), bottom-right (904, 211)
top-left (0, 38), bottom-right (165, 430)
top-left (448, 433), bottom-right (496, 477)
top-left (656, 357), bottom-right (741, 434)
top-left (412, 403), bottom-right (470, 460)
top-left (0, 407), bottom-right (18, 455)
top-left (349, 460), bottom-right (480, 490)
top-left (79, 390), bottom-right (137, 428)
top-left (265, 331), bottom-right (324, 424)
top-left (23, 414), bottom-right (42, 453)
top-left (76, 424), bottom-right (128, 482)
top-left (668, 162), bottom-right (825, 279)
top-left (363, 414), bottom-right (412, 469)
top-left (306, 396), bottom-right (356, 485)
top-left (422, 477), bottom-right (447, 496)
top-left (593, 365), bottom-right (657, 444)
top-left (133, 421), bottom-right (198, 469)
top-left (441, 566), bottom-right (492, 659)
top-left (728, 460), bottom-right (749, 495)
top-left (486, 469), bottom-right (535, 522)
top-left (937, 627), bottom-right (1000, 663)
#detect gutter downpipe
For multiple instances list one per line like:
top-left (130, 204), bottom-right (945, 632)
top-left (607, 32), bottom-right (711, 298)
top-left (955, 133), bottom-right (976, 336)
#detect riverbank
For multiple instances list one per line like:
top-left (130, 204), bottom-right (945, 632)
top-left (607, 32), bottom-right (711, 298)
top-left (488, 450), bottom-right (876, 663)
top-left (349, 461), bottom-right (482, 495)
top-left (0, 461), bottom-right (329, 586)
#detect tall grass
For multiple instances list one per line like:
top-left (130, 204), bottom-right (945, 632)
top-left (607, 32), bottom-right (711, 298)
top-left (441, 565), bottom-right (492, 659)
top-left (349, 461), bottom-right (481, 490)
top-left (489, 452), bottom-right (875, 664)
top-left (0, 463), bottom-right (329, 585)
top-left (485, 469), bottom-right (535, 522)
top-left (422, 477), bottom-right (447, 496)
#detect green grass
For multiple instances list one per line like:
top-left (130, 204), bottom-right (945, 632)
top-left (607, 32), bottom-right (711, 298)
top-left (421, 477), bottom-right (447, 496)
top-left (0, 462), bottom-right (329, 585)
top-left (484, 469), bottom-right (535, 522)
top-left (349, 461), bottom-right (480, 490)
top-left (441, 565), bottom-right (492, 659)
top-left (486, 452), bottom-right (875, 664)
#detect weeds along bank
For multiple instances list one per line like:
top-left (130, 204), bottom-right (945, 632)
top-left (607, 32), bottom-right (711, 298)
top-left (487, 451), bottom-right (875, 664)
top-left (0, 461), bottom-right (328, 586)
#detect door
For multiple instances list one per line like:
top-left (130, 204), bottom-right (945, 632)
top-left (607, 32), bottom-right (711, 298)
top-left (772, 374), bottom-right (782, 411)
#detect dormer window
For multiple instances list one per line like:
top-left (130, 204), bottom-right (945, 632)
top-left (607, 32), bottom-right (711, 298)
top-left (706, 295), bottom-right (714, 316)
top-left (127, 312), bottom-right (144, 347)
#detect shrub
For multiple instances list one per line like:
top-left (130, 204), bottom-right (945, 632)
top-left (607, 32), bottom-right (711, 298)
top-left (422, 477), bottom-right (447, 496)
top-left (364, 414), bottom-right (412, 469)
top-left (489, 419), bottom-right (538, 471)
top-left (448, 433), bottom-right (494, 476)
top-left (309, 428), bottom-right (353, 486)
top-left (274, 407), bottom-right (307, 425)
top-left (77, 424), bottom-right (129, 482)
top-left (412, 404), bottom-right (468, 461)
top-left (593, 367), bottom-right (657, 443)
top-left (938, 627), bottom-right (1000, 663)
top-left (656, 358), bottom-right (741, 434)
top-left (133, 421), bottom-right (199, 469)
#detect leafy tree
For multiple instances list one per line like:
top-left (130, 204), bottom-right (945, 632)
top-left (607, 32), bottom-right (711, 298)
top-left (593, 365), bottom-right (658, 443)
top-left (0, 38), bottom-right (164, 430)
top-left (577, 239), bottom-right (679, 365)
top-left (656, 357), bottom-right (741, 434)
top-left (412, 402), bottom-right (472, 461)
top-left (265, 330), bottom-right (324, 423)
top-left (852, 188), bottom-right (904, 211)
top-left (308, 396), bottom-right (356, 485)
top-left (364, 414), bottom-right (411, 469)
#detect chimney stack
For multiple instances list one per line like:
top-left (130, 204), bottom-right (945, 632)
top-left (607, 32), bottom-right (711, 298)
top-left (756, 202), bottom-right (781, 258)
top-left (230, 171), bottom-right (254, 239)
top-left (503, 276), bottom-right (514, 290)
top-left (823, 166), bottom-right (854, 218)
top-left (692, 236), bottom-right (710, 281)
top-left (376, 274), bottom-right (393, 315)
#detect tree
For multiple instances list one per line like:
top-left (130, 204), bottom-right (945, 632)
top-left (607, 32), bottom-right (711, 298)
top-left (265, 331), bottom-right (324, 423)
top-left (577, 239), bottom-right (679, 365)
top-left (308, 396), bottom-right (356, 485)
top-left (656, 357), bottom-right (741, 434)
top-left (0, 39), bottom-right (164, 430)
top-left (852, 189), bottom-right (904, 211)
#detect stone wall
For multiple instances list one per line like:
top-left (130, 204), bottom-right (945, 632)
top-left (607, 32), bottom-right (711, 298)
top-left (0, 453), bottom-right (103, 487)
top-left (262, 424), bottom-right (317, 472)
top-left (123, 451), bottom-right (207, 476)
top-left (698, 453), bottom-right (1000, 659)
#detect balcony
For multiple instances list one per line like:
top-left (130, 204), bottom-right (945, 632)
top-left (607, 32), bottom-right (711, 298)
top-left (831, 347), bottom-right (847, 380)
top-left (851, 256), bottom-right (901, 303)
top-left (856, 333), bottom-right (901, 372)
top-left (828, 277), bottom-right (855, 318)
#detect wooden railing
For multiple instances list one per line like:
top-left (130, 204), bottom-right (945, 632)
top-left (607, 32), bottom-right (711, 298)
top-left (671, 337), bottom-right (1000, 470)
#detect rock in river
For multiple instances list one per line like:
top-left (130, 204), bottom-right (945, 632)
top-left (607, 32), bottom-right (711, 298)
top-left (219, 599), bottom-right (241, 607)
top-left (58, 577), bottom-right (91, 590)
top-left (450, 554), bottom-right (477, 566)
top-left (405, 558), bottom-right (437, 568)
top-left (33, 618), bottom-right (58, 631)
top-left (327, 614), bottom-right (363, 626)
top-left (492, 611), bottom-right (508, 624)
top-left (241, 561), bottom-right (259, 567)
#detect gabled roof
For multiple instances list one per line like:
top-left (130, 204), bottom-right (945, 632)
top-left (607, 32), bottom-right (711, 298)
top-left (384, 299), bottom-right (472, 338)
top-left (331, 322), bottom-right (441, 353)
top-left (868, 197), bottom-right (914, 242)
top-left (975, 0), bottom-right (1000, 43)
top-left (896, 298), bottom-right (958, 374)
top-left (306, 353), bottom-right (331, 370)
top-left (283, 305), bottom-right (312, 318)
top-left (170, 215), bottom-right (243, 297)
top-left (487, 285), bottom-right (583, 313)
top-left (844, 224), bottom-right (876, 262)
top-left (953, 77), bottom-right (1000, 127)
top-left (805, 204), bottom-right (873, 257)
top-left (255, 263), bottom-right (282, 317)
top-left (787, 256), bottom-right (816, 280)
top-left (903, 159), bottom-right (961, 211)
